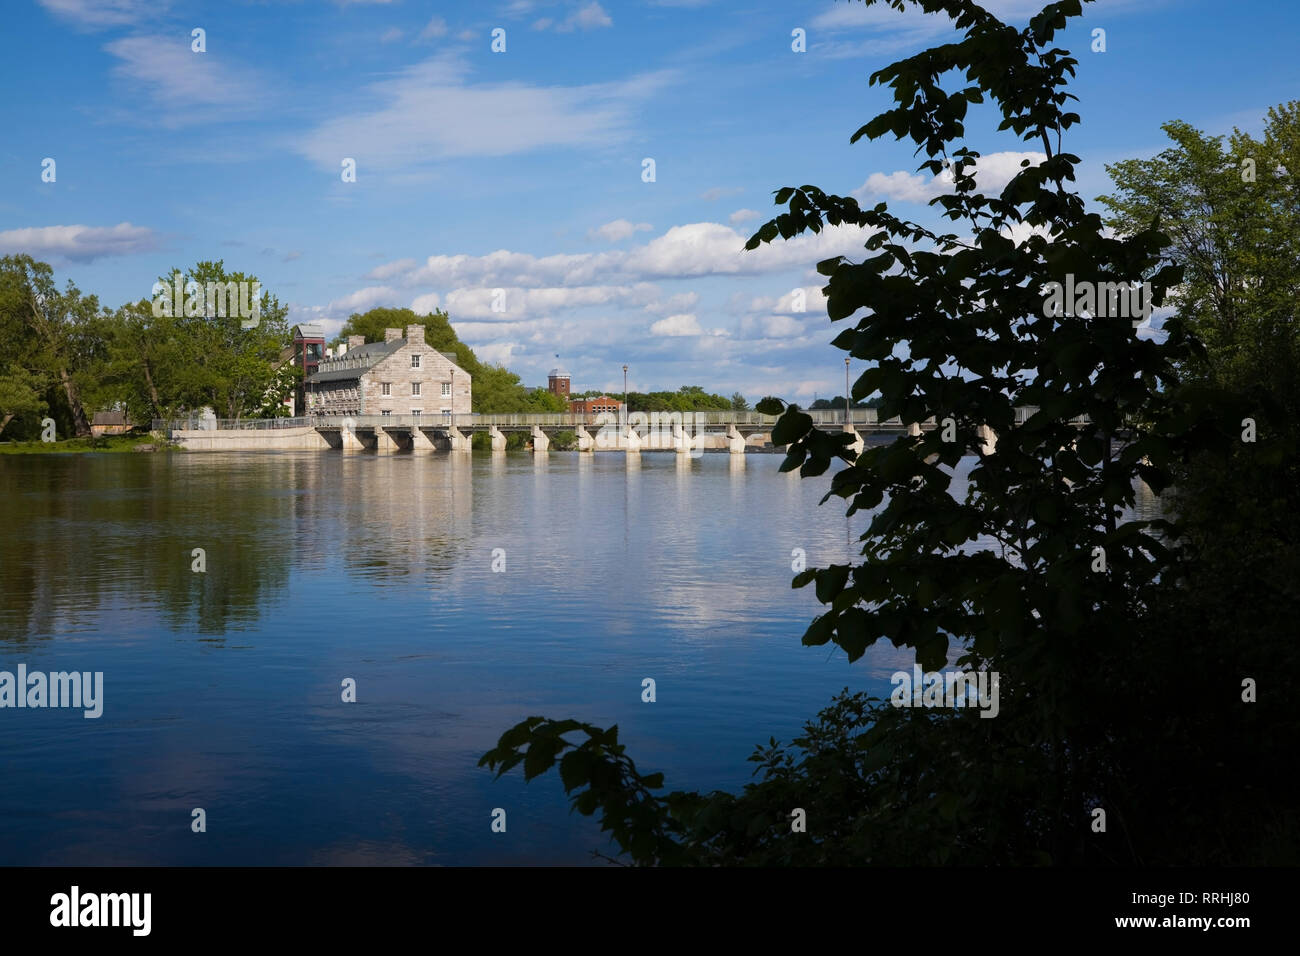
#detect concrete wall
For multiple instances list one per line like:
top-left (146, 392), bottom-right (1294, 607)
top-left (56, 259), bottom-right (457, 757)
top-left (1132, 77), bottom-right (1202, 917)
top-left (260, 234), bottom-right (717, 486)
top-left (173, 426), bottom-right (331, 451)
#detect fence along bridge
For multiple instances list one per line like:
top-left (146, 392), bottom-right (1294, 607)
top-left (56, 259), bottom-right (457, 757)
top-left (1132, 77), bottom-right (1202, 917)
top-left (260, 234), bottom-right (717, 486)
top-left (157, 408), bottom-right (1073, 454)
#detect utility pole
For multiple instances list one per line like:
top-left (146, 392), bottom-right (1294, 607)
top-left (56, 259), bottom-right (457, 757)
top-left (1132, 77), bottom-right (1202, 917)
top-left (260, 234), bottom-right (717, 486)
top-left (845, 356), bottom-right (851, 424)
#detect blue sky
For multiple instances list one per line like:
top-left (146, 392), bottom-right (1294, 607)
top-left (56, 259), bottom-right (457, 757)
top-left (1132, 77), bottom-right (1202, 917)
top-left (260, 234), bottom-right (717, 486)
top-left (3, 0), bottom-right (1297, 400)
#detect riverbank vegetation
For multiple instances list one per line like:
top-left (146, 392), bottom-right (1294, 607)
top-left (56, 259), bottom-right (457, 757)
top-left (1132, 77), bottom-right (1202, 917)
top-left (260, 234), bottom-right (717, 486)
top-left (481, 0), bottom-right (1299, 866)
top-left (0, 262), bottom-right (749, 446)
top-left (0, 432), bottom-right (167, 454)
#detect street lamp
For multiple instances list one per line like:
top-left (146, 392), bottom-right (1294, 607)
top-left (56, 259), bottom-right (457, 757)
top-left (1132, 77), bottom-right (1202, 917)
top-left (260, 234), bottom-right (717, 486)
top-left (844, 356), bottom-right (851, 424)
top-left (623, 364), bottom-right (628, 428)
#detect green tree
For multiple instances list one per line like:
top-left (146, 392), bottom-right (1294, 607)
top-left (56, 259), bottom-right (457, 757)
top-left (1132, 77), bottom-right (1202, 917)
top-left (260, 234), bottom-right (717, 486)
top-left (157, 261), bottom-right (290, 419)
top-left (0, 255), bottom-right (102, 437)
top-left (1099, 105), bottom-right (1300, 833)
top-left (0, 366), bottom-right (46, 438)
top-left (94, 298), bottom-right (191, 424)
top-left (730, 392), bottom-right (750, 411)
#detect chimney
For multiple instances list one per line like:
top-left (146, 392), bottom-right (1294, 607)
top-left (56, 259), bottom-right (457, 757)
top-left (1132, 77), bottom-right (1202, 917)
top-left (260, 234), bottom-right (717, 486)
top-left (347, 335), bottom-right (364, 350)
top-left (384, 328), bottom-right (402, 343)
top-left (405, 324), bottom-right (425, 346)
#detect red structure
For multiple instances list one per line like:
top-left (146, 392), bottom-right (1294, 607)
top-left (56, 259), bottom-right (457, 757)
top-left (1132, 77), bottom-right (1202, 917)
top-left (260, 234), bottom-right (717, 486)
top-left (568, 396), bottom-right (625, 417)
top-left (292, 323), bottom-right (327, 416)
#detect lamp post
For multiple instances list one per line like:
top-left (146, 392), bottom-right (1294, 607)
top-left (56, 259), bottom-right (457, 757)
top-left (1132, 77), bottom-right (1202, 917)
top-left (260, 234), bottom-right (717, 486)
top-left (844, 356), bottom-right (851, 424)
top-left (623, 364), bottom-right (628, 429)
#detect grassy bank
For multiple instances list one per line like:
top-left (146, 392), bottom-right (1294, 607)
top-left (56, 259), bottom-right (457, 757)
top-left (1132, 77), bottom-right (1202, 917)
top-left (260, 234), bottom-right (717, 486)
top-left (0, 433), bottom-right (171, 454)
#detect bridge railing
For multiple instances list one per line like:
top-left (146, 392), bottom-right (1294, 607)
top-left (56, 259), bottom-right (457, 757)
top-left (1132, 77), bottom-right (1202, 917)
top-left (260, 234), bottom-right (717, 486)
top-left (156, 409), bottom-right (1091, 434)
top-left (154, 417), bottom-right (309, 435)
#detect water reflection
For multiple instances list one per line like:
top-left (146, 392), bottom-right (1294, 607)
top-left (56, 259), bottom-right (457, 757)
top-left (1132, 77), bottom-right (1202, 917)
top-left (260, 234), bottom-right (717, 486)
top-left (0, 448), bottom-right (1166, 865)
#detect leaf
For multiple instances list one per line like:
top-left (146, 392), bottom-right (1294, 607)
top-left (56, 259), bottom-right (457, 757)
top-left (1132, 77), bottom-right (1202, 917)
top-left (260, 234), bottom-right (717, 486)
top-left (523, 737), bottom-right (561, 781)
top-left (771, 409), bottom-right (813, 446)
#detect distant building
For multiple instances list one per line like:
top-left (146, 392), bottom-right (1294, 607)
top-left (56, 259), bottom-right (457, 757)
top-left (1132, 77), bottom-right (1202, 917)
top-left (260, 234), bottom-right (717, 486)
top-left (304, 326), bottom-right (471, 418)
top-left (90, 410), bottom-right (131, 437)
top-left (568, 395), bottom-right (625, 417)
top-left (547, 367), bottom-right (571, 400)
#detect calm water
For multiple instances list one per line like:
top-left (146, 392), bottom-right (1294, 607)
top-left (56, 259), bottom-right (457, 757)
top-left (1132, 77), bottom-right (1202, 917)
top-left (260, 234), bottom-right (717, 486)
top-left (0, 448), bottom-right (1157, 865)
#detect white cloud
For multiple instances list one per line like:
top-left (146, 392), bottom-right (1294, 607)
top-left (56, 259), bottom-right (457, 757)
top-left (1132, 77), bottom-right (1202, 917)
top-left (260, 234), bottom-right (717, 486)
top-left (37, 0), bottom-right (160, 30)
top-left (700, 186), bottom-right (743, 201)
top-left (533, 2), bottom-right (613, 32)
top-left (104, 35), bottom-right (267, 126)
top-left (329, 286), bottom-right (402, 313)
top-left (814, 1), bottom-right (1056, 33)
top-left (297, 54), bottom-right (673, 169)
top-left (474, 342), bottom-right (518, 366)
top-left (443, 283), bottom-right (660, 319)
top-left (738, 313), bottom-right (805, 339)
top-left (810, 0), bottom-right (1078, 58)
top-left (367, 258), bottom-right (419, 281)
top-left (370, 220), bottom-right (873, 289)
top-left (410, 292), bottom-right (441, 314)
top-left (561, 2), bottom-right (612, 31)
top-left (729, 208), bottom-right (761, 225)
top-left (379, 27), bottom-right (404, 44)
top-left (854, 151), bottom-right (1047, 204)
top-left (649, 313), bottom-right (704, 337)
top-left (589, 219), bottom-right (653, 242)
top-left (644, 291), bottom-right (698, 316)
top-left (418, 16), bottom-right (448, 40)
top-left (0, 222), bottom-right (157, 261)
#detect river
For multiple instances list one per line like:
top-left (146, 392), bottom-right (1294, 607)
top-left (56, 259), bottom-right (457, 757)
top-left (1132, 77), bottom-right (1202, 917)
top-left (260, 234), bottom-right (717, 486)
top-left (0, 448), bottom-right (1157, 864)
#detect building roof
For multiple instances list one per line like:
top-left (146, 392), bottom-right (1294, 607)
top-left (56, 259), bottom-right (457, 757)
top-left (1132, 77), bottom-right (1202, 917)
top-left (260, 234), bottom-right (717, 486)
top-left (293, 322), bottom-right (327, 340)
top-left (549, 367), bottom-right (570, 378)
top-left (306, 339), bottom-right (404, 383)
top-left (91, 410), bottom-right (128, 425)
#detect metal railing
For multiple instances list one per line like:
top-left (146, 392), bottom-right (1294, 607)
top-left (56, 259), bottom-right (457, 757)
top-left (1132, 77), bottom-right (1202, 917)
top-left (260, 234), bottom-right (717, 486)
top-left (155, 408), bottom-right (1091, 435)
top-left (154, 417), bottom-right (309, 434)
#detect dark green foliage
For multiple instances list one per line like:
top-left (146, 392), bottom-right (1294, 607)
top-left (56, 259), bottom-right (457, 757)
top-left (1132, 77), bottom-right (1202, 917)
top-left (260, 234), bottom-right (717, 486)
top-left (482, 0), bottom-right (1297, 866)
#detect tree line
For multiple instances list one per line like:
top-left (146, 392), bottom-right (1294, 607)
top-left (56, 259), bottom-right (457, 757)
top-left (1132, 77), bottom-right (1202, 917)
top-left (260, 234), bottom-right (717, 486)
top-left (0, 271), bottom-right (765, 440)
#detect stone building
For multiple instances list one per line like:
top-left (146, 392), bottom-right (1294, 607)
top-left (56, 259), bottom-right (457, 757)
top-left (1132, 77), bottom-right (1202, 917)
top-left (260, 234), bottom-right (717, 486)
top-left (304, 325), bottom-right (471, 417)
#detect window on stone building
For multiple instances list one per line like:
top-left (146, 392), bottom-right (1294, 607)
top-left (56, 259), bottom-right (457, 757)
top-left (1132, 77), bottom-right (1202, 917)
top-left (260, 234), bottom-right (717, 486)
top-left (382, 382), bottom-right (391, 396)
top-left (411, 354), bottom-right (421, 369)
top-left (441, 382), bottom-right (451, 397)
top-left (411, 382), bottom-right (421, 397)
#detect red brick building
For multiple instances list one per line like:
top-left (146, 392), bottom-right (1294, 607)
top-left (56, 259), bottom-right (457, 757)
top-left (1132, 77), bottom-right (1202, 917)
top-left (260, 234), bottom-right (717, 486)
top-left (568, 396), bottom-right (625, 417)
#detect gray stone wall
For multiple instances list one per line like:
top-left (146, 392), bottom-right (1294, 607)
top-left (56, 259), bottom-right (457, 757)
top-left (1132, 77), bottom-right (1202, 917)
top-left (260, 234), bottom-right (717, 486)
top-left (361, 337), bottom-right (471, 416)
top-left (307, 326), bottom-right (472, 417)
